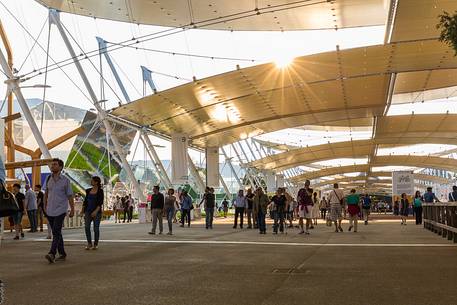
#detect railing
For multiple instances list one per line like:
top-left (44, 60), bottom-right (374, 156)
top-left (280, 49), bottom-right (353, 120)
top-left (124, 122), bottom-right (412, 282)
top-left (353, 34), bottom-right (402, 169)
top-left (423, 202), bottom-right (457, 243)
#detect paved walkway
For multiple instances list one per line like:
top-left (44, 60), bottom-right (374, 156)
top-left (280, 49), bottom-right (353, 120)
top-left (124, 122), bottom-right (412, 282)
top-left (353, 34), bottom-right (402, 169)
top-left (0, 218), bottom-right (456, 305)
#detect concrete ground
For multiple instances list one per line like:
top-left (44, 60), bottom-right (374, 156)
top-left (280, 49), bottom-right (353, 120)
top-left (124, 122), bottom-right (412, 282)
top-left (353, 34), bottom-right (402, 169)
top-left (0, 216), bottom-right (456, 305)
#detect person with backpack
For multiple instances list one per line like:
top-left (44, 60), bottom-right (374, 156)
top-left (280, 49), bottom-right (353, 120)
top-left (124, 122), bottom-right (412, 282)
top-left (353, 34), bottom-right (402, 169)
top-left (180, 190), bottom-right (193, 227)
top-left (362, 194), bottom-right (371, 225)
top-left (81, 176), bottom-right (104, 250)
top-left (346, 189), bottom-right (360, 232)
top-left (424, 187), bottom-right (440, 203)
top-left (296, 180), bottom-right (313, 235)
top-left (413, 191), bottom-right (424, 225)
top-left (44, 158), bottom-right (75, 263)
top-left (328, 183), bottom-right (344, 233)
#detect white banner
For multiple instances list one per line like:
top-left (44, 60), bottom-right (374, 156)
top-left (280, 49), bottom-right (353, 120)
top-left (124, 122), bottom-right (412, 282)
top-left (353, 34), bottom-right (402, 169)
top-left (206, 147), bottom-right (219, 187)
top-left (171, 133), bottom-right (188, 184)
top-left (392, 171), bottom-right (414, 196)
top-left (265, 171), bottom-right (276, 192)
top-left (276, 174), bottom-right (285, 188)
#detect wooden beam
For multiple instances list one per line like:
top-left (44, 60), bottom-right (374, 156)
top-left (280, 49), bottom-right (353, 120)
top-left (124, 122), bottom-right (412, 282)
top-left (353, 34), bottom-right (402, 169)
top-left (14, 144), bottom-right (34, 156)
top-left (2, 112), bottom-right (20, 123)
top-left (5, 158), bottom-right (53, 170)
top-left (33, 126), bottom-right (85, 155)
top-left (47, 126), bottom-right (84, 150)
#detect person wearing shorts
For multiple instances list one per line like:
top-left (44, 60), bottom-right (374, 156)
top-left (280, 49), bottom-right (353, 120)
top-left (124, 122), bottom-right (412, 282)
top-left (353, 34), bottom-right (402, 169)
top-left (346, 189), bottom-right (360, 232)
top-left (297, 180), bottom-right (313, 235)
top-left (328, 183), bottom-right (344, 233)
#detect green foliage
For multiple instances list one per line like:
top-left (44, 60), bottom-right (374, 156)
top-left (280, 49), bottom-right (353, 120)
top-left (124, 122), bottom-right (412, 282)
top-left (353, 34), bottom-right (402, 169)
top-left (79, 142), bottom-right (119, 178)
top-left (437, 11), bottom-right (457, 55)
top-left (66, 149), bottom-right (93, 171)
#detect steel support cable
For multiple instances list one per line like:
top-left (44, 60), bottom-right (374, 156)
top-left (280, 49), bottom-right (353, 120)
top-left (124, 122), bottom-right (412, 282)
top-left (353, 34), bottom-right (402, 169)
top-left (40, 22), bottom-right (51, 133)
top-left (17, 0), bottom-right (326, 80)
top-left (59, 21), bottom-right (124, 106)
top-left (66, 118), bottom-right (102, 169)
top-left (0, 2), bottom-right (94, 105)
top-left (104, 40), bottom-right (259, 62)
top-left (17, 17), bottom-right (48, 73)
top-left (110, 55), bottom-right (142, 96)
top-left (129, 131), bottom-right (141, 168)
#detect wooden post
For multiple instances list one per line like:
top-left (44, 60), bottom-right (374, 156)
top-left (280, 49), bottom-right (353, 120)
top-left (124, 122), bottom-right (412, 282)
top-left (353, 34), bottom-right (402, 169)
top-left (0, 20), bottom-right (14, 179)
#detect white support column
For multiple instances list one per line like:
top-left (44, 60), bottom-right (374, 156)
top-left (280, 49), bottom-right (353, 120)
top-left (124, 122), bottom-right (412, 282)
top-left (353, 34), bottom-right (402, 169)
top-left (187, 153), bottom-right (206, 194)
top-left (141, 131), bottom-right (172, 188)
top-left (0, 51), bottom-right (51, 159)
top-left (49, 10), bottom-right (145, 202)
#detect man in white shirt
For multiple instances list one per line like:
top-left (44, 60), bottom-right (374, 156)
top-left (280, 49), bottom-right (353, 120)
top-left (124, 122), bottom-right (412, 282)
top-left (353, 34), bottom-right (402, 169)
top-left (327, 183), bottom-right (344, 233)
top-left (232, 190), bottom-right (246, 229)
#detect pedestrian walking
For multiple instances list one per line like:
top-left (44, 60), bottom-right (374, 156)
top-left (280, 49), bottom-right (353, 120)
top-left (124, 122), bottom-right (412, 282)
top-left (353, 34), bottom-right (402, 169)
top-left (149, 186), bottom-right (164, 235)
top-left (413, 190), bottom-right (423, 225)
top-left (297, 180), bottom-right (313, 235)
top-left (328, 183), bottom-right (344, 233)
top-left (253, 187), bottom-right (269, 234)
top-left (233, 190), bottom-right (246, 229)
top-left (82, 176), bottom-right (103, 250)
top-left (44, 158), bottom-right (75, 263)
top-left (362, 194), bottom-right (371, 225)
top-left (12, 183), bottom-right (26, 240)
top-left (25, 184), bottom-right (38, 233)
top-left (245, 188), bottom-right (255, 229)
top-left (164, 188), bottom-right (176, 235)
top-left (346, 189), bottom-right (360, 232)
top-left (400, 193), bottom-right (409, 225)
top-left (180, 190), bottom-right (193, 227)
top-left (270, 188), bottom-right (286, 234)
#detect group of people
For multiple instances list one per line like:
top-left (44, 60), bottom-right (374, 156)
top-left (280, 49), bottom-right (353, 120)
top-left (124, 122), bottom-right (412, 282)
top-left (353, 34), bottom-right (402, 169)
top-left (112, 194), bottom-right (134, 223)
top-left (8, 158), bottom-right (104, 263)
top-left (148, 186), bottom-right (194, 235)
top-left (9, 183), bottom-right (46, 239)
top-left (8, 158), bottom-right (456, 265)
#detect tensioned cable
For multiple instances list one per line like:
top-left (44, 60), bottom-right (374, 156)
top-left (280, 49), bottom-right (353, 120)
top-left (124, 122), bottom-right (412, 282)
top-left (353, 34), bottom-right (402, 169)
top-left (60, 21), bottom-right (124, 105)
top-left (104, 40), bottom-right (259, 62)
top-left (0, 91), bottom-right (9, 114)
top-left (17, 0), bottom-right (326, 79)
top-left (0, 2), bottom-right (94, 104)
top-left (17, 17), bottom-right (48, 73)
top-left (110, 55), bottom-right (142, 96)
top-left (66, 118), bottom-right (102, 169)
top-left (40, 22), bottom-right (51, 133)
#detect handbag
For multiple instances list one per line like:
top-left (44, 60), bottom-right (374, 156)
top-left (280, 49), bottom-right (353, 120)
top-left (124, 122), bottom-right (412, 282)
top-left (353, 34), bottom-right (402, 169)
top-left (0, 182), bottom-right (20, 217)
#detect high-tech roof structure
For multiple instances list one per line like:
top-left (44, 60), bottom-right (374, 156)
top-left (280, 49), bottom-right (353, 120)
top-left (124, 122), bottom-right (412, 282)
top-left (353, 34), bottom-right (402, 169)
top-left (36, 0), bottom-right (388, 31)
top-left (35, 0), bottom-right (457, 191)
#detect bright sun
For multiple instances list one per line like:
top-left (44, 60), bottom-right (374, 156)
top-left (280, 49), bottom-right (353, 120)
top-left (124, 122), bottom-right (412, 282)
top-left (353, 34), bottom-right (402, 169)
top-left (274, 56), bottom-right (294, 68)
